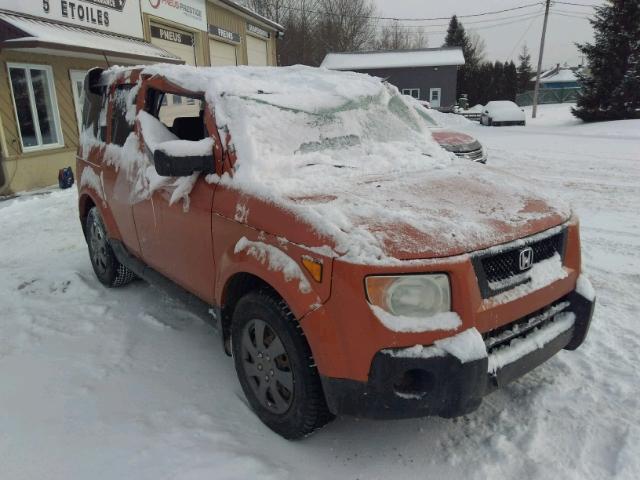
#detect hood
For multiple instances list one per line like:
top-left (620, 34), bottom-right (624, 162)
top-left (431, 129), bottom-right (479, 152)
top-left (279, 163), bottom-right (570, 264)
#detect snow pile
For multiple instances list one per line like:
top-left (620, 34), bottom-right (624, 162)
top-left (234, 237), bottom-right (312, 294)
top-left (384, 328), bottom-right (487, 364)
top-left (370, 305), bottom-right (462, 333)
top-left (488, 312), bottom-right (576, 374)
top-left (383, 344), bottom-right (446, 359)
top-left (576, 274), bottom-right (596, 301)
top-left (434, 328), bottom-right (487, 363)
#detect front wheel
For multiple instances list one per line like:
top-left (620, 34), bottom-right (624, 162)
top-left (86, 207), bottom-right (136, 287)
top-left (232, 291), bottom-right (334, 439)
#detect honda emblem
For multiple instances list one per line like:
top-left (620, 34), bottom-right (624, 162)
top-left (519, 247), bottom-right (534, 271)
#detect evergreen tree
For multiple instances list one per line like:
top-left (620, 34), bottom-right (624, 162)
top-left (517, 45), bottom-right (533, 93)
top-left (504, 61), bottom-right (519, 101)
top-left (444, 15), bottom-right (468, 50)
top-left (443, 16), bottom-right (483, 103)
top-left (573, 0), bottom-right (640, 121)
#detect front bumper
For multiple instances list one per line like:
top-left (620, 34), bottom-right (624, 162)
top-left (321, 289), bottom-right (594, 420)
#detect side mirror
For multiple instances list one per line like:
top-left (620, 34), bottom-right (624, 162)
top-left (153, 149), bottom-right (216, 177)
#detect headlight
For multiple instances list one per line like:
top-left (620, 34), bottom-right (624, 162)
top-left (365, 274), bottom-right (451, 318)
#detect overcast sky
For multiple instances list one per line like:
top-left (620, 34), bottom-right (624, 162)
top-left (372, 0), bottom-right (604, 68)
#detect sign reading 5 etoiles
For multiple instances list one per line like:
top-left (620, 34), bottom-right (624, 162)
top-left (0, 0), bottom-right (144, 37)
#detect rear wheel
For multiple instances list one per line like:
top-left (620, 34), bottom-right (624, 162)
top-left (232, 291), bottom-right (334, 439)
top-left (86, 207), bottom-right (136, 287)
top-left (488, 117), bottom-right (493, 126)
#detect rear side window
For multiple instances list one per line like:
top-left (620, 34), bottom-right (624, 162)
top-left (82, 86), bottom-right (106, 140)
top-left (111, 85), bottom-right (135, 146)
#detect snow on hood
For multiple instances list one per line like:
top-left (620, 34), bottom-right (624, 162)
top-left (430, 129), bottom-right (478, 149)
top-left (108, 65), bottom-right (569, 264)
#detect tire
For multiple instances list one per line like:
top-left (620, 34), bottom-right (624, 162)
top-left (520, 121), bottom-right (526, 126)
top-left (85, 207), bottom-right (136, 288)
top-left (488, 117), bottom-right (493, 126)
top-left (231, 291), bottom-right (334, 439)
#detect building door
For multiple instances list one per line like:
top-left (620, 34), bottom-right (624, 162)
top-left (247, 35), bottom-right (268, 66)
top-left (70, 70), bottom-right (87, 133)
top-left (150, 25), bottom-right (199, 125)
top-left (209, 39), bottom-right (237, 66)
top-left (429, 88), bottom-right (442, 108)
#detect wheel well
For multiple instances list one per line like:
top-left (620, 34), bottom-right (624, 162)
top-left (220, 273), bottom-right (280, 355)
top-left (79, 195), bottom-right (96, 237)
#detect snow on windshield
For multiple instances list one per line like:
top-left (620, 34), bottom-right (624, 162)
top-left (141, 64), bottom-right (453, 195)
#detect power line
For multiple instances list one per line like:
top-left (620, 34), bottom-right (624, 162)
top-left (375, 13), bottom-right (545, 36)
top-left (552, 11), bottom-right (592, 19)
top-left (258, 1), bottom-right (545, 22)
top-left (508, 12), bottom-right (542, 59)
top-left (376, 10), bottom-right (547, 30)
top-left (552, 1), bottom-right (598, 7)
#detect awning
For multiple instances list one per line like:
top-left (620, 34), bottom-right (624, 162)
top-left (0, 11), bottom-right (183, 65)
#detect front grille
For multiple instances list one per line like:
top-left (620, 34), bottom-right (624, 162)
top-left (483, 300), bottom-right (570, 354)
top-left (455, 148), bottom-right (484, 161)
top-left (472, 228), bottom-right (567, 298)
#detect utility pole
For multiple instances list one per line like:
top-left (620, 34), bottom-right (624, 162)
top-left (532, 0), bottom-right (551, 119)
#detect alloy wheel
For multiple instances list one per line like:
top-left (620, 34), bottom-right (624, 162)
top-left (240, 318), bottom-right (294, 414)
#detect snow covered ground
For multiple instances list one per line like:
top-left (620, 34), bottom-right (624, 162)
top-left (1, 103), bottom-right (639, 479)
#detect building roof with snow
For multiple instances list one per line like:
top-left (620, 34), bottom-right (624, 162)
top-left (539, 68), bottom-right (579, 84)
top-left (320, 47), bottom-right (465, 71)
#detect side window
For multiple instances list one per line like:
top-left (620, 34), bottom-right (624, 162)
top-left (82, 84), bottom-right (106, 140)
top-left (145, 89), bottom-right (207, 142)
top-left (157, 93), bottom-right (203, 132)
top-left (111, 85), bottom-right (135, 146)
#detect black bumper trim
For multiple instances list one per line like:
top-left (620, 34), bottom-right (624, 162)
top-left (321, 289), bottom-right (594, 420)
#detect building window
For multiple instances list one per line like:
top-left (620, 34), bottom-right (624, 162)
top-left (402, 88), bottom-right (421, 99)
top-left (7, 63), bottom-right (63, 151)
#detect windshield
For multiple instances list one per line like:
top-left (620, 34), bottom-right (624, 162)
top-left (217, 82), bottom-right (450, 193)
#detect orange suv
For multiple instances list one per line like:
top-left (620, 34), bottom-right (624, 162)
top-left (77, 65), bottom-right (595, 439)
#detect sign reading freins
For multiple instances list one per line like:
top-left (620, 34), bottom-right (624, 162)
top-left (2, 0), bottom-right (144, 37)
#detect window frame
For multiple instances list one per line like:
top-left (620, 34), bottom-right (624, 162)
top-left (6, 62), bottom-right (64, 153)
top-left (70, 69), bottom-right (88, 135)
top-left (402, 88), bottom-right (421, 99)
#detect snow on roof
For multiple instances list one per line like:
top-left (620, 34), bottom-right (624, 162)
top-left (320, 48), bottom-right (465, 71)
top-left (540, 68), bottom-right (579, 84)
top-left (0, 11), bottom-right (182, 64)
top-left (218, 0), bottom-right (284, 32)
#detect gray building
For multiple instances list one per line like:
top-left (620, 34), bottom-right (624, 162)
top-left (321, 47), bottom-right (465, 109)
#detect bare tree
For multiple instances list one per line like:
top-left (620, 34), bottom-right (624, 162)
top-left (376, 22), bottom-right (428, 50)
top-left (241, 0), bottom-right (379, 66)
top-left (467, 31), bottom-right (487, 64)
top-left (315, 0), bottom-right (378, 60)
